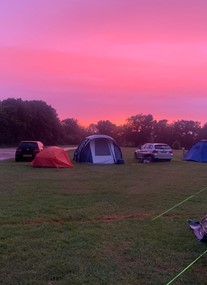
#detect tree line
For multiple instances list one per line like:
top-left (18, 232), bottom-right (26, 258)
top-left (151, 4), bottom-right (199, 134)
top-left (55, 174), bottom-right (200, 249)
top-left (1, 98), bottom-right (207, 149)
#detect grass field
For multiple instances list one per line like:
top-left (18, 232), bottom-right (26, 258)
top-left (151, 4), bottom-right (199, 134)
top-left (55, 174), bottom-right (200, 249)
top-left (1, 148), bottom-right (207, 285)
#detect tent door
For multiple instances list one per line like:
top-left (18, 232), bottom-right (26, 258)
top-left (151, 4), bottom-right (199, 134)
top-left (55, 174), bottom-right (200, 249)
top-left (90, 139), bottom-right (115, 164)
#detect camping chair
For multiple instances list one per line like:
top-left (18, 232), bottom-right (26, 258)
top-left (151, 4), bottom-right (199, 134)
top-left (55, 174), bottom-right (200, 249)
top-left (188, 215), bottom-right (207, 242)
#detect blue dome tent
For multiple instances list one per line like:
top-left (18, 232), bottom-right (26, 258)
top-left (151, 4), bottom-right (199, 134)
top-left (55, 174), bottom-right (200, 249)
top-left (183, 140), bottom-right (207, 162)
top-left (73, 135), bottom-right (124, 164)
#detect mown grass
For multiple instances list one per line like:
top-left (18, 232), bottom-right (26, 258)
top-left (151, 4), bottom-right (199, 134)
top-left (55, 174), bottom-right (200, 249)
top-left (1, 148), bottom-right (207, 285)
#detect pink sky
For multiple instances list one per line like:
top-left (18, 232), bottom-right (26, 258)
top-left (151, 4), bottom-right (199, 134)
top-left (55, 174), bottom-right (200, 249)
top-left (0, 0), bottom-right (207, 126)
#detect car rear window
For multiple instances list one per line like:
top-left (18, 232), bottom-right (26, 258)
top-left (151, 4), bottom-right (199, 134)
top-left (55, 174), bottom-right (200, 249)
top-left (155, 145), bottom-right (171, 150)
top-left (20, 142), bottom-right (38, 148)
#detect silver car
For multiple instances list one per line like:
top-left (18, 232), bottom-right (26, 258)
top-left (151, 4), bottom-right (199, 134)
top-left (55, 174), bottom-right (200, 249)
top-left (134, 143), bottom-right (173, 162)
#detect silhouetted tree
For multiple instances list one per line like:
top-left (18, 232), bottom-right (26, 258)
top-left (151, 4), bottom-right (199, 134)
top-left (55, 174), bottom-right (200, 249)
top-left (125, 114), bottom-right (155, 146)
top-left (0, 98), bottom-right (62, 145)
top-left (1, 97), bottom-right (207, 148)
top-left (86, 123), bottom-right (98, 135)
top-left (172, 120), bottom-right (201, 149)
top-left (0, 98), bottom-right (28, 144)
top-left (61, 118), bottom-right (86, 144)
top-left (95, 120), bottom-right (117, 136)
top-left (153, 119), bottom-right (173, 145)
top-left (198, 123), bottom-right (207, 142)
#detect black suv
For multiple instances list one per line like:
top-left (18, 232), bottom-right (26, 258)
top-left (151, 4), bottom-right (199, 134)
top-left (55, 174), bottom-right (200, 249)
top-left (15, 141), bottom-right (44, 161)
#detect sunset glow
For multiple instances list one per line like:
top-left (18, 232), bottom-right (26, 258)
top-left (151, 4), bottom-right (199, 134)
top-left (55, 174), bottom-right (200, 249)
top-left (1, 0), bottom-right (207, 126)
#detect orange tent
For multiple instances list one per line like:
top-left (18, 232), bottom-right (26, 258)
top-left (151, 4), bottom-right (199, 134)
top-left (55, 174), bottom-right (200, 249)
top-left (31, 146), bottom-right (73, 168)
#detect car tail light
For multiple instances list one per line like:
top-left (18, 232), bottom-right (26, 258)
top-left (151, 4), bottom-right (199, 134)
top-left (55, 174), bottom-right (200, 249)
top-left (16, 147), bottom-right (21, 151)
top-left (152, 150), bottom-right (158, 154)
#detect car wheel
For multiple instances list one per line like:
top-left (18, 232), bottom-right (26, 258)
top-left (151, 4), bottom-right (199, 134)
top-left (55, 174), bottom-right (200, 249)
top-left (151, 156), bottom-right (156, 162)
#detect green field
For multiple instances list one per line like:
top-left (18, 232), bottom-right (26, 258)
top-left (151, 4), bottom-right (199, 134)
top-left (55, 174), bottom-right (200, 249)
top-left (1, 148), bottom-right (207, 285)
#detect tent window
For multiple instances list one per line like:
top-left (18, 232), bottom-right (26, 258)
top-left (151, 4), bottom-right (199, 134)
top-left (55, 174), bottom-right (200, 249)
top-left (95, 139), bottom-right (111, 156)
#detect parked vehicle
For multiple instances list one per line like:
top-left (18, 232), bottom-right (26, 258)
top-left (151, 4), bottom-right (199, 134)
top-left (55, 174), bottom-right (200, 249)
top-left (15, 141), bottom-right (44, 162)
top-left (134, 143), bottom-right (173, 162)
